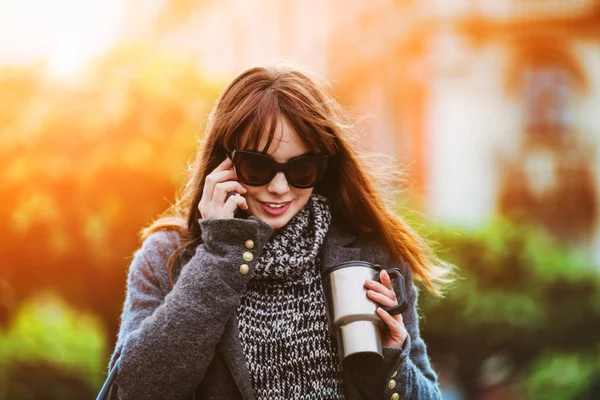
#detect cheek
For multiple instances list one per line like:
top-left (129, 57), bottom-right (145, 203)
top-left (293, 188), bottom-right (314, 206)
top-left (241, 184), bottom-right (260, 199)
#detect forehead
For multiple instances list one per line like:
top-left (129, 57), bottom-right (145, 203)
top-left (239, 115), bottom-right (310, 160)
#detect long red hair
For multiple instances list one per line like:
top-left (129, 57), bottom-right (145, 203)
top-left (142, 62), bottom-right (453, 295)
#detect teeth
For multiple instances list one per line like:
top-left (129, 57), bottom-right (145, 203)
top-left (267, 203), bottom-right (286, 208)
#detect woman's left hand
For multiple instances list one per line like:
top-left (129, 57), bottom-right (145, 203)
top-left (365, 269), bottom-right (409, 348)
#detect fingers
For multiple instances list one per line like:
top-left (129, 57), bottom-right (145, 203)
top-left (366, 271), bottom-right (408, 348)
top-left (222, 193), bottom-right (248, 215)
top-left (199, 157), bottom-right (248, 219)
top-left (377, 307), bottom-right (403, 327)
top-left (367, 289), bottom-right (396, 307)
top-left (376, 307), bottom-right (408, 347)
top-left (380, 269), bottom-right (393, 291)
top-left (212, 181), bottom-right (247, 205)
top-left (203, 166), bottom-right (238, 202)
top-left (364, 273), bottom-right (396, 301)
top-left (215, 156), bottom-right (233, 172)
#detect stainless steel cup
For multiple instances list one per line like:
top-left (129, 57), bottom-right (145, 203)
top-left (321, 261), bottom-right (407, 371)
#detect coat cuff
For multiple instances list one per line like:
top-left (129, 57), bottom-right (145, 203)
top-left (382, 334), bottom-right (413, 398)
top-left (191, 216), bottom-right (273, 292)
top-left (199, 216), bottom-right (273, 249)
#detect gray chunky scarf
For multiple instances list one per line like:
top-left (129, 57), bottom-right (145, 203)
top-left (237, 194), bottom-right (345, 400)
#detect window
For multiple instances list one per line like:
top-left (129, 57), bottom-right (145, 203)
top-left (523, 66), bottom-right (571, 132)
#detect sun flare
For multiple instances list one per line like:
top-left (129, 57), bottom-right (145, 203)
top-left (0, 0), bottom-right (125, 76)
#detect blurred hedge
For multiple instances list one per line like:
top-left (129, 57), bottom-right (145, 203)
top-left (417, 217), bottom-right (600, 399)
top-left (0, 293), bottom-right (106, 400)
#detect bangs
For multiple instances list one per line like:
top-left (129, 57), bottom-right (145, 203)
top-left (225, 89), bottom-right (337, 156)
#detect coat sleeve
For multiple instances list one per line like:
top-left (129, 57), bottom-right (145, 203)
top-left (346, 258), bottom-right (441, 400)
top-left (106, 217), bottom-right (272, 400)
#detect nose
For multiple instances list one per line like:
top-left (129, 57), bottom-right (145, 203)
top-left (267, 171), bottom-right (290, 195)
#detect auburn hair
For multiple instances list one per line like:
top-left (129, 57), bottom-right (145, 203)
top-left (141, 62), bottom-right (453, 295)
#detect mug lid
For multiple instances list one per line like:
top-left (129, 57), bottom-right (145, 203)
top-left (321, 260), bottom-right (380, 277)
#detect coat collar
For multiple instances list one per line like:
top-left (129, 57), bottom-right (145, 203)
top-left (217, 221), bottom-right (361, 400)
top-left (320, 222), bottom-right (361, 272)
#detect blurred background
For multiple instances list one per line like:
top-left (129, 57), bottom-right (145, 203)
top-left (1, 0), bottom-right (600, 399)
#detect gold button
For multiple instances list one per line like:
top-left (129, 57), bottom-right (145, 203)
top-left (390, 393), bottom-right (399, 400)
top-left (390, 370), bottom-right (397, 378)
top-left (245, 240), bottom-right (255, 249)
top-left (239, 264), bottom-right (249, 275)
top-left (388, 380), bottom-right (397, 390)
top-left (243, 251), bottom-right (253, 262)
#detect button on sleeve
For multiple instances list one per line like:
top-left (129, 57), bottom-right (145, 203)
top-left (243, 251), bottom-right (254, 262)
top-left (239, 264), bottom-right (250, 275)
top-left (194, 217), bottom-right (272, 292)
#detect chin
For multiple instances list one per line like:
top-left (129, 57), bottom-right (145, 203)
top-left (257, 212), bottom-right (293, 230)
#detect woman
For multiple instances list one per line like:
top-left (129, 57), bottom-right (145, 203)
top-left (105, 63), bottom-right (452, 400)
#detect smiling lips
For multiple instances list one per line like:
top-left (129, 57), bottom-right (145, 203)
top-left (260, 201), bottom-right (292, 215)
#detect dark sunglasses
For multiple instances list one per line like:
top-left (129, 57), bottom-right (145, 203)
top-left (229, 149), bottom-right (329, 188)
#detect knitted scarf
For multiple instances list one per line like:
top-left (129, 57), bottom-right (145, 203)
top-left (237, 194), bottom-right (345, 400)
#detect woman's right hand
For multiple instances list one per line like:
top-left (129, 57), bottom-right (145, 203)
top-left (198, 157), bottom-right (249, 219)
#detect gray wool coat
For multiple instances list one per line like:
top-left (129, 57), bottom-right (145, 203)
top-left (106, 216), bottom-right (441, 399)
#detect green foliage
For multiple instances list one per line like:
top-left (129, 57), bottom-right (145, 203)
top-left (410, 215), bottom-right (600, 397)
top-left (0, 44), bottom-right (226, 399)
top-left (0, 46), bottom-right (224, 357)
top-left (421, 217), bottom-right (600, 346)
top-left (0, 292), bottom-right (107, 398)
top-left (520, 347), bottom-right (600, 400)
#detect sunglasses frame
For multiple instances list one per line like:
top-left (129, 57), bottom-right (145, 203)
top-left (229, 148), bottom-right (330, 188)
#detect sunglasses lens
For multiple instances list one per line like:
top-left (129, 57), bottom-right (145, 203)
top-left (236, 153), bottom-right (275, 185)
top-left (287, 157), bottom-right (328, 187)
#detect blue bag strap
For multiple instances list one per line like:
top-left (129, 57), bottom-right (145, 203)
top-left (96, 358), bottom-right (120, 400)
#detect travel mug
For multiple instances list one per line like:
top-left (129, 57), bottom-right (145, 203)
top-left (321, 260), bottom-right (408, 371)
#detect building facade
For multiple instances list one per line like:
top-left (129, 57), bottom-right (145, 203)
top-left (330, 0), bottom-right (600, 262)
top-left (123, 0), bottom-right (600, 262)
